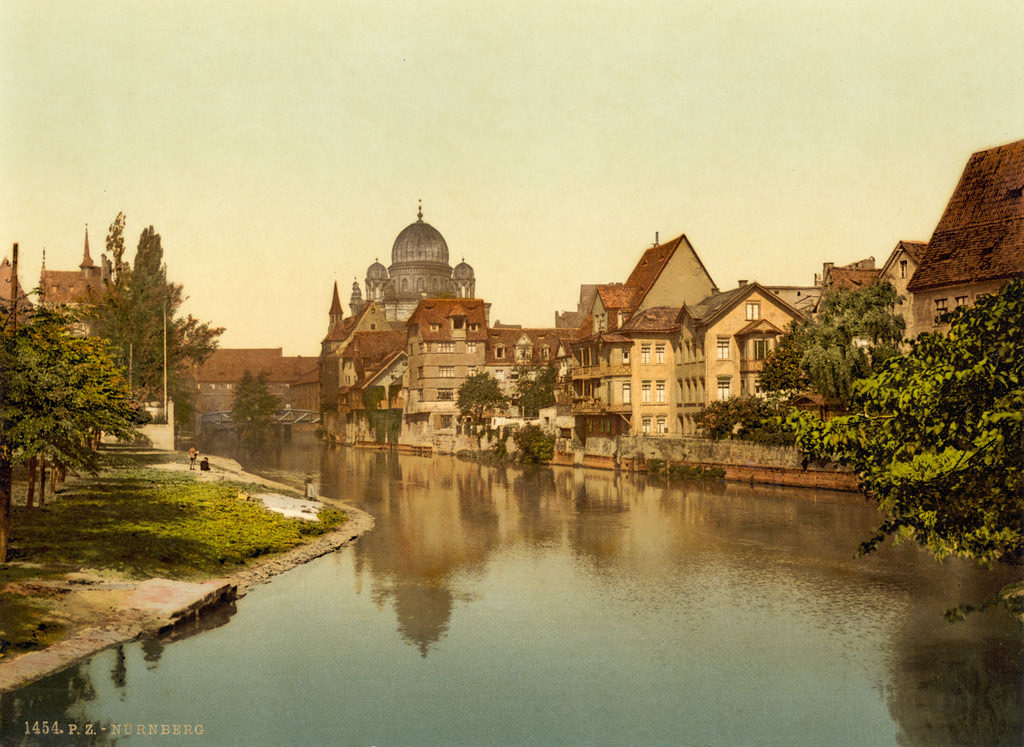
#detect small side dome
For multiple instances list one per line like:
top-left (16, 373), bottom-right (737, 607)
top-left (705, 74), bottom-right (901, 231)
top-left (367, 260), bottom-right (388, 280)
top-left (453, 259), bottom-right (474, 280)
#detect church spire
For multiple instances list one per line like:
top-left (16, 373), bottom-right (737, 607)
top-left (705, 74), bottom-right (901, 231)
top-left (329, 281), bottom-right (344, 322)
top-left (80, 224), bottom-right (95, 270)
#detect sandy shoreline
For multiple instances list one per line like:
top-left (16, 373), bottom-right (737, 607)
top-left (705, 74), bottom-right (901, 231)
top-left (0, 455), bottom-right (375, 693)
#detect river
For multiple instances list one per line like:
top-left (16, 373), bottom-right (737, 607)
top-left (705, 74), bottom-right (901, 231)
top-left (2, 435), bottom-right (1021, 745)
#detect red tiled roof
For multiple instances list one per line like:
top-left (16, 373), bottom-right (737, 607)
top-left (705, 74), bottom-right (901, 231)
top-left (191, 348), bottom-right (316, 384)
top-left (485, 327), bottom-right (568, 365)
top-left (343, 330), bottom-right (407, 387)
top-left (827, 266), bottom-right (881, 290)
top-left (407, 298), bottom-right (488, 341)
top-left (617, 306), bottom-right (680, 333)
top-left (908, 139), bottom-right (1024, 292)
top-left (596, 284), bottom-right (639, 311)
top-left (896, 240), bottom-right (927, 264)
top-left (40, 269), bottom-right (104, 305)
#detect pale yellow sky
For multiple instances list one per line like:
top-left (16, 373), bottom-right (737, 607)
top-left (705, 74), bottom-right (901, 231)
top-left (2, 0), bottom-right (1022, 354)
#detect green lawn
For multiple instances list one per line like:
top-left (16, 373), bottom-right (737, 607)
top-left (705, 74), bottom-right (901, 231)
top-left (4, 459), bottom-right (347, 580)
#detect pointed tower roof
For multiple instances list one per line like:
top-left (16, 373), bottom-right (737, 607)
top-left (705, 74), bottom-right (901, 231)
top-left (79, 224), bottom-right (95, 269)
top-left (329, 281), bottom-right (344, 317)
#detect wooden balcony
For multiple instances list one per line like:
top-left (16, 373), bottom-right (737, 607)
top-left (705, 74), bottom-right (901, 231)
top-left (572, 396), bottom-right (631, 415)
top-left (739, 359), bottom-right (765, 374)
top-left (571, 363), bottom-right (631, 380)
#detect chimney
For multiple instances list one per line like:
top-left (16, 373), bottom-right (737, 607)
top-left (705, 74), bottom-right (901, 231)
top-left (737, 279), bottom-right (748, 287)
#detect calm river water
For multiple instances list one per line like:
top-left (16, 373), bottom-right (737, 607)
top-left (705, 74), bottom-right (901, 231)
top-left (2, 437), bottom-right (1022, 746)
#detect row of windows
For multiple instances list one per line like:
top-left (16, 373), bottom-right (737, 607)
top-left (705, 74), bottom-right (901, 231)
top-left (641, 416), bottom-right (668, 434)
top-left (426, 319), bottom-right (481, 333)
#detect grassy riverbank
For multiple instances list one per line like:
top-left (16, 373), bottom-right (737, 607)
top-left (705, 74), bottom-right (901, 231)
top-left (0, 448), bottom-right (348, 661)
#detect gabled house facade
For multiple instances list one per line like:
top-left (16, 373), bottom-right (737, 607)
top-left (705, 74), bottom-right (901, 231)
top-left (330, 330), bottom-right (408, 443)
top-left (319, 282), bottom-right (392, 413)
top-left (906, 138), bottom-right (1024, 335)
top-left (677, 282), bottom-right (805, 435)
top-left (878, 239), bottom-right (927, 339)
top-left (570, 231), bottom-right (718, 440)
top-left (403, 298), bottom-right (489, 438)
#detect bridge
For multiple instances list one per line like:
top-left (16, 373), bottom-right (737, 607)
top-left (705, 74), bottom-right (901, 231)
top-left (199, 408), bottom-right (320, 431)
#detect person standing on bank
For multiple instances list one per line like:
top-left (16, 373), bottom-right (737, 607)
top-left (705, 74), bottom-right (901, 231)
top-left (188, 446), bottom-right (198, 470)
top-left (304, 475), bottom-right (319, 500)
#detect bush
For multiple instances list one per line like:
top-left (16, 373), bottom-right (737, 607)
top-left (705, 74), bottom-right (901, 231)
top-left (514, 425), bottom-right (555, 464)
top-left (696, 395), bottom-right (795, 446)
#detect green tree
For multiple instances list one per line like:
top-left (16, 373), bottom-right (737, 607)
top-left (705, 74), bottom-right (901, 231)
top-left (696, 395), bottom-right (795, 446)
top-left (789, 279), bottom-right (1024, 618)
top-left (514, 364), bottom-right (558, 417)
top-left (761, 283), bottom-right (905, 403)
top-left (0, 304), bottom-right (139, 561)
top-left (758, 321), bottom-right (809, 392)
top-left (231, 371), bottom-right (279, 445)
top-left (457, 371), bottom-right (508, 424)
top-left (89, 218), bottom-right (223, 420)
top-left (514, 425), bottom-right (555, 464)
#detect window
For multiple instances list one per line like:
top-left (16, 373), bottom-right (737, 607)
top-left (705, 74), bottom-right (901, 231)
top-left (469, 323), bottom-right (480, 332)
top-left (542, 345), bottom-right (550, 360)
top-left (437, 389), bottom-right (454, 401)
top-left (657, 416), bottom-right (667, 434)
top-left (622, 382), bottom-right (631, 404)
top-left (717, 338), bottom-right (730, 359)
top-left (438, 342), bottom-right (454, 353)
top-left (467, 342), bottom-right (478, 354)
top-left (439, 366), bottom-right (455, 378)
top-left (746, 302), bottom-right (760, 320)
top-left (642, 381), bottom-right (651, 403)
top-left (622, 347), bottom-right (630, 364)
top-left (452, 317), bottom-right (465, 329)
top-left (935, 298), bottom-right (949, 316)
top-left (429, 323), bottom-right (441, 332)
top-left (753, 339), bottom-right (769, 360)
top-left (899, 260), bottom-right (908, 278)
top-left (717, 376), bottom-right (731, 400)
top-left (655, 344), bottom-right (665, 364)
top-left (495, 369), bottom-right (505, 381)
top-left (420, 342), bottom-right (427, 353)
top-left (641, 345), bottom-right (651, 364)
top-left (495, 346), bottom-right (505, 359)
top-left (642, 417), bottom-right (652, 434)
top-left (440, 415), bottom-right (453, 429)
top-left (656, 380), bottom-right (665, 403)
top-left (417, 366), bottom-right (424, 379)
top-left (955, 295), bottom-right (969, 308)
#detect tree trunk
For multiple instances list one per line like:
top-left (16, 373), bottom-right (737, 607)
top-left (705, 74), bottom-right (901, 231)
top-left (49, 465), bottom-right (58, 498)
top-left (26, 454), bottom-right (37, 510)
top-left (0, 446), bottom-right (11, 563)
top-left (38, 453), bottom-right (46, 507)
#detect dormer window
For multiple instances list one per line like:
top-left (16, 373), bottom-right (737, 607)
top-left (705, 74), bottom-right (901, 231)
top-left (429, 323), bottom-right (441, 332)
top-left (452, 317), bottom-right (465, 330)
top-left (495, 346), bottom-right (505, 359)
top-left (468, 322), bottom-right (480, 332)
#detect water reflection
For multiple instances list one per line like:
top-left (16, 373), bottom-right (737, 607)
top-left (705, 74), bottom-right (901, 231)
top-left (2, 440), bottom-right (1020, 745)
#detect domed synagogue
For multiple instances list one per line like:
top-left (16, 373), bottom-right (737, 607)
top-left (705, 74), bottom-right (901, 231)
top-left (359, 203), bottom-right (476, 322)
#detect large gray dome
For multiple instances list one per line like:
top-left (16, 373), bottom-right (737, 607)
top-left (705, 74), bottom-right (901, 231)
top-left (391, 214), bottom-right (449, 266)
top-left (367, 259), bottom-right (388, 280)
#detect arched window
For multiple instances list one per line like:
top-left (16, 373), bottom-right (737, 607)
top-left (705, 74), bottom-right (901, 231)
top-left (401, 278), bottom-right (409, 293)
top-left (417, 277), bottom-right (425, 292)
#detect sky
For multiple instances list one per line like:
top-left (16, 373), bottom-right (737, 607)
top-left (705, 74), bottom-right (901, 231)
top-left (2, 1), bottom-right (1022, 355)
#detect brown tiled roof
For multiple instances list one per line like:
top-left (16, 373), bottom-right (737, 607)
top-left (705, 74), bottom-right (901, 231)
top-left (617, 306), bottom-right (680, 333)
top-left (192, 349), bottom-right (316, 385)
top-left (596, 283), bottom-right (639, 311)
top-left (908, 139), bottom-right (1024, 292)
top-left (323, 300), bottom-right (381, 343)
top-left (485, 327), bottom-right (567, 365)
top-left (622, 232), bottom-right (715, 313)
top-left (827, 266), bottom-right (881, 290)
top-left (683, 282), bottom-right (804, 328)
top-left (896, 240), bottom-right (927, 264)
top-left (407, 298), bottom-right (488, 341)
top-left (40, 269), bottom-right (103, 305)
top-left (192, 348), bottom-right (283, 383)
top-left (344, 330), bottom-right (407, 387)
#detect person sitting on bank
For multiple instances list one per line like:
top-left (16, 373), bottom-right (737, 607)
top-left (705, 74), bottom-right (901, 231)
top-left (199, 457), bottom-right (211, 472)
top-left (188, 446), bottom-right (198, 470)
